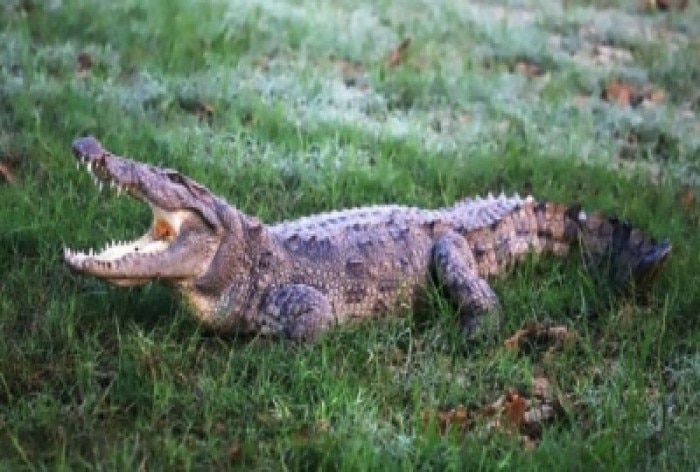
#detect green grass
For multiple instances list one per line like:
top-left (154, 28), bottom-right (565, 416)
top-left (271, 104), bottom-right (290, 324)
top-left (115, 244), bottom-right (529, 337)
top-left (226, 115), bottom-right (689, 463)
top-left (1, 0), bottom-right (700, 469)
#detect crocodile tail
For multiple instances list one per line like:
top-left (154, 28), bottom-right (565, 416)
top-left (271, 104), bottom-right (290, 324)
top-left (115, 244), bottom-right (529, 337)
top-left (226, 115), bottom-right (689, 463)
top-left (562, 205), bottom-right (672, 291)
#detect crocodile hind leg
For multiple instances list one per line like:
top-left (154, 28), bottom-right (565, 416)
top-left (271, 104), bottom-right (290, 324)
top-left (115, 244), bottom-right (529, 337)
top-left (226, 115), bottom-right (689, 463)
top-left (261, 284), bottom-right (335, 340)
top-left (432, 232), bottom-right (501, 337)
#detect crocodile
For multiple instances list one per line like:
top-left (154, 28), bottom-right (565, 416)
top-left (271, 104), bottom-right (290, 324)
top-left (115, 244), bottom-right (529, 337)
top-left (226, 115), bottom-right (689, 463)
top-left (64, 137), bottom-right (671, 339)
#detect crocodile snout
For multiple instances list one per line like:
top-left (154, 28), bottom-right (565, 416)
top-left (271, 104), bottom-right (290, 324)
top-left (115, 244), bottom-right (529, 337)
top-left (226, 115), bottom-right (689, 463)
top-left (72, 136), bottom-right (105, 159)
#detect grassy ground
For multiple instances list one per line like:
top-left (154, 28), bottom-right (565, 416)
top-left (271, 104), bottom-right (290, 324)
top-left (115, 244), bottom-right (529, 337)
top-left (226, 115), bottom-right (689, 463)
top-left (1, 0), bottom-right (700, 469)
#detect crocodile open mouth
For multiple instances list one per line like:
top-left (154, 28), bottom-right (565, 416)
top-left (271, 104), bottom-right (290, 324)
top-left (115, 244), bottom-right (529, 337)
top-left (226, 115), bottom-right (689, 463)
top-left (63, 148), bottom-right (190, 284)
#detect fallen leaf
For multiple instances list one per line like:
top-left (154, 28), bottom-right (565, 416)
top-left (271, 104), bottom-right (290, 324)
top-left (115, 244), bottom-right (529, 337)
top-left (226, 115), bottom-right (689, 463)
top-left (212, 422), bottom-right (227, 435)
top-left (504, 323), bottom-right (575, 352)
top-left (503, 328), bottom-right (528, 350)
top-left (644, 88), bottom-right (666, 106)
top-left (603, 80), bottom-right (641, 107)
top-left (546, 326), bottom-right (571, 343)
top-left (459, 113), bottom-right (472, 125)
top-left (485, 384), bottom-right (563, 447)
top-left (16, 0), bottom-right (34, 14)
top-left (0, 162), bottom-right (16, 184)
top-left (75, 52), bottom-right (93, 79)
top-left (514, 60), bottom-right (545, 77)
top-left (644, 0), bottom-right (688, 11)
top-left (593, 45), bottom-right (633, 66)
top-left (482, 394), bottom-right (505, 417)
top-left (292, 420), bottom-right (332, 445)
top-left (677, 187), bottom-right (696, 212)
top-left (337, 59), bottom-right (365, 87)
top-left (531, 376), bottom-right (552, 400)
top-left (386, 37), bottom-right (412, 68)
top-left (424, 405), bottom-right (470, 435)
top-left (646, 386), bottom-right (660, 402)
top-left (503, 389), bottom-right (527, 430)
top-left (523, 404), bottom-right (555, 425)
top-left (228, 442), bottom-right (243, 464)
top-left (520, 435), bottom-right (538, 451)
top-left (240, 111), bottom-right (255, 128)
top-left (316, 420), bottom-right (331, 434)
top-left (178, 97), bottom-right (214, 121)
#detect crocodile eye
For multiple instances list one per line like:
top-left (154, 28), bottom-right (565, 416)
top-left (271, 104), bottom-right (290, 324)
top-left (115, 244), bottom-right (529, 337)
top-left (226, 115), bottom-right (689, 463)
top-left (165, 170), bottom-right (187, 185)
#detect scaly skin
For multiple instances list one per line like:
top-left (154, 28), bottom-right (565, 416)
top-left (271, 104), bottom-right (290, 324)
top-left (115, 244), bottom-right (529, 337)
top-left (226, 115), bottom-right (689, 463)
top-left (64, 137), bottom-right (672, 339)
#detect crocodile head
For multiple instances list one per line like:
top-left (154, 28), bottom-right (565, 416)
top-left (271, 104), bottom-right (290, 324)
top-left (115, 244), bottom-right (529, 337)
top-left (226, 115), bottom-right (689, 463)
top-left (63, 136), bottom-right (224, 287)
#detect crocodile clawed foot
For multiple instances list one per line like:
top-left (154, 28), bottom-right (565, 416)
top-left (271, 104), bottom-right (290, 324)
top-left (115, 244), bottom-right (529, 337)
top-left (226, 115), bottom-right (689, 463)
top-left (634, 239), bottom-right (672, 288)
top-left (460, 310), bottom-right (502, 342)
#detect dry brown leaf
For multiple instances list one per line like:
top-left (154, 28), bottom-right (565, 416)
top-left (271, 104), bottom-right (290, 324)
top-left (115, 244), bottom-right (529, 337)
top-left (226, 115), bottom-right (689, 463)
top-left (255, 55), bottom-right (272, 71)
top-left (514, 60), bottom-right (545, 77)
top-left (504, 323), bottom-right (574, 352)
top-left (228, 442), bottom-right (243, 464)
top-left (644, 0), bottom-right (688, 11)
top-left (75, 52), bottom-right (93, 79)
top-left (459, 113), bottom-right (473, 125)
top-left (316, 420), bottom-right (331, 434)
top-left (212, 422), bottom-right (226, 435)
top-left (520, 435), bottom-right (538, 451)
top-left (424, 405), bottom-right (470, 435)
top-left (0, 162), bottom-right (16, 184)
top-left (503, 327), bottom-right (530, 350)
top-left (429, 375), bottom-right (573, 450)
top-left (593, 45), bottom-right (633, 66)
top-left (16, 0), bottom-right (34, 14)
top-left (486, 385), bottom-right (561, 447)
top-left (531, 376), bottom-right (552, 400)
top-left (386, 37), bottom-right (412, 68)
top-left (547, 326), bottom-right (571, 343)
top-left (677, 187), bottom-right (696, 212)
top-left (646, 387), bottom-right (660, 402)
top-left (178, 97), bottom-right (214, 121)
top-left (603, 80), bottom-right (639, 107)
top-left (644, 88), bottom-right (666, 106)
top-left (573, 95), bottom-right (590, 108)
top-left (292, 420), bottom-right (332, 445)
top-left (255, 412), bottom-right (276, 426)
top-left (338, 59), bottom-right (365, 87)
top-left (241, 111), bottom-right (255, 128)
top-left (523, 404), bottom-right (555, 425)
top-left (503, 389), bottom-right (527, 430)
top-left (292, 430), bottom-right (312, 445)
top-left (482, 394), bottom-right (505, 417)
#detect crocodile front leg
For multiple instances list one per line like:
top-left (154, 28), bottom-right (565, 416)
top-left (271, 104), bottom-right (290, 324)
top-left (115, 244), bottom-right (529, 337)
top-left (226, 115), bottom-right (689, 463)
top-left (261, 284), bottom-right (335, 339)
top-left (432, 232), bottom-right (502, 337)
